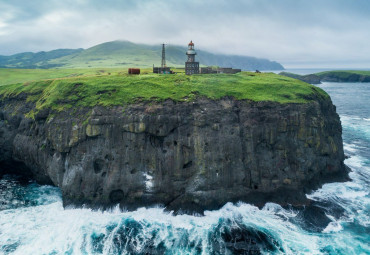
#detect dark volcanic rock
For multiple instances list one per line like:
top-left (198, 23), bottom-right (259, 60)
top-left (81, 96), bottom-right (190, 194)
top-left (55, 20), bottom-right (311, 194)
top-left (0, 95), bottom-right (348, 213)
top-left (211, 219), bottom-right (283, 254)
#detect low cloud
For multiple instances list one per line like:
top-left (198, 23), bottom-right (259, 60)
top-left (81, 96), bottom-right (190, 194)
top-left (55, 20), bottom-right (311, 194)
top-left (1, 0), bottom-right (370, 67)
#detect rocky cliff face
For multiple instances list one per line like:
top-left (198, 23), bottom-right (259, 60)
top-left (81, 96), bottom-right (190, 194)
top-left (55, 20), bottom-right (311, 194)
top-left (0, 95), bottom-right (348, 212)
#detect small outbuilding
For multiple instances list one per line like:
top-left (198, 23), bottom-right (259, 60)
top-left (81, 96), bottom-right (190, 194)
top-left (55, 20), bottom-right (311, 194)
top-left (200, 67), bottom-right (241, 74)
top-left (128, 68), bottom-right (140, 75)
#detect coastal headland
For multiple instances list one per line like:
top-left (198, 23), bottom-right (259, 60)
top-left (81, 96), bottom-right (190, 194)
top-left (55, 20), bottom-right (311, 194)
top-left (0, 71), bottom-right (349, 213)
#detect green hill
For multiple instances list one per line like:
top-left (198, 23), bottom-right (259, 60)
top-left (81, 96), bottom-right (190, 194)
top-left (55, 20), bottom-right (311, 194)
top-left (0, 41), bottom-right (284, 70)
top-left (0, 49), bottom-right (83, 69)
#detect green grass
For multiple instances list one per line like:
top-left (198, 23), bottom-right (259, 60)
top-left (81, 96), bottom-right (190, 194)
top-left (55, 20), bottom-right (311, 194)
top-left (0, 68), bottom-right (135, 86)
top-left (0, 71), bottom-right (329, 114)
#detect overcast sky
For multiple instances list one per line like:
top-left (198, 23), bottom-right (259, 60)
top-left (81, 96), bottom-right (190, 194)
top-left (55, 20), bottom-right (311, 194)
top-left (1, 0), bottom-right (369, 68)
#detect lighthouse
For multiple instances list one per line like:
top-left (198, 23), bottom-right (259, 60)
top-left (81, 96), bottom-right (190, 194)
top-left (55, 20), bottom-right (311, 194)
top-left (185, 40), bottom-right (199, 75)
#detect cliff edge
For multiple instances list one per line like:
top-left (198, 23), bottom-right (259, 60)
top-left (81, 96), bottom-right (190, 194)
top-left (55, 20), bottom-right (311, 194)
top-left (0, 72), bottom-right (348, 212)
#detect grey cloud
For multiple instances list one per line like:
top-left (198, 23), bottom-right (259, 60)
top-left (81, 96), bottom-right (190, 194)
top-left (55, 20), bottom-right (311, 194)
top-left (0, 0), bottom-right (370, 67)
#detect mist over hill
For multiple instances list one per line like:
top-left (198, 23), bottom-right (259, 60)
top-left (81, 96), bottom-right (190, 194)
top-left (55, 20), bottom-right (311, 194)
top-left (0, 41), bottom-right (284, 70)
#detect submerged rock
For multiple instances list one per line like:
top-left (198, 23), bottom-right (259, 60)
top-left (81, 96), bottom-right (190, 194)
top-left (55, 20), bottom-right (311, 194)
top-left (211, 219), bottom-right (283, 254)
top-left (0, 95), bottom-right (348, 213)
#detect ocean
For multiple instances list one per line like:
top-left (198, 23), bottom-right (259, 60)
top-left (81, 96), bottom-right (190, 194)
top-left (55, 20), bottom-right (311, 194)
top-left (0, 78), bottom-right (369, 254)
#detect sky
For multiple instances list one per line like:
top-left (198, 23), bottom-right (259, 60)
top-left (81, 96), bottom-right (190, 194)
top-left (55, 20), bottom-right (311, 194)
top-left (0, 0), bottom-right (370, 68)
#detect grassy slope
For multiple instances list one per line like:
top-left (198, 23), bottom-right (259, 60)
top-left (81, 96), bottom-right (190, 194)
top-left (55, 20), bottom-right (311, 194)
top-left (0, 71), bottom-right (328, 115)
top-left (0, 68), bottom-right (157, 86)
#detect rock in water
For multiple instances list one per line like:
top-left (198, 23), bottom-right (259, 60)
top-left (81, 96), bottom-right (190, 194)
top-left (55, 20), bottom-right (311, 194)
top-left (0, 96), bottom-right (348, 213)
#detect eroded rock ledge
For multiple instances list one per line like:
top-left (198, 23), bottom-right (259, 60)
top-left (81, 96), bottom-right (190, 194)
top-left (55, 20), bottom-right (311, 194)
top-left (0, 96), bottom-right (348, 212)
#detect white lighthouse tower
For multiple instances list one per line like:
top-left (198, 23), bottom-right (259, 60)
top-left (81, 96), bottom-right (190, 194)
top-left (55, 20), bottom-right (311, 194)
top-left (185, 40), bottom-right (199, 75)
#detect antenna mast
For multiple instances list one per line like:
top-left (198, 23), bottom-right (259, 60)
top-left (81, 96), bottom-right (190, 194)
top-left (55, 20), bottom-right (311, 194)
top-left (161, 43), bottom-right (166, 68)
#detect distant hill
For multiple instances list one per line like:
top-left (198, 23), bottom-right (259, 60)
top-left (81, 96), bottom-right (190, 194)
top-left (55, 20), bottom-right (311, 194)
top-left (0, 41), bottom-right (284, 70)
top-left (0, 49), bottom-right (83, 69)
top-left (279, 70), bottom-right (370, 84)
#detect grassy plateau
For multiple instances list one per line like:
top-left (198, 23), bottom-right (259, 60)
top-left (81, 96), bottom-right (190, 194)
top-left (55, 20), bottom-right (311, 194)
top-left (0, 68), bottom-right (133, 86)
top-left (0, 69), bottom-right (328, 114)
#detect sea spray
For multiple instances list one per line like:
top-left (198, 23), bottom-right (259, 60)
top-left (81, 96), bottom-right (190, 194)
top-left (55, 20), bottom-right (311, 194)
top-left (1, 178), bottom-right (323, 254)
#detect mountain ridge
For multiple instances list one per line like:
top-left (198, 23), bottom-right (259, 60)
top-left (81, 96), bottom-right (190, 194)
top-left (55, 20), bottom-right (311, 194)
top-left (0, 40), bottom-right (284, 70)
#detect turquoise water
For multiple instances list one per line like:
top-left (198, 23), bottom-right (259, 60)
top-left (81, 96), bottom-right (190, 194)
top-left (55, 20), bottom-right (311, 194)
top-left (0, 82), bottom-right (369, 254)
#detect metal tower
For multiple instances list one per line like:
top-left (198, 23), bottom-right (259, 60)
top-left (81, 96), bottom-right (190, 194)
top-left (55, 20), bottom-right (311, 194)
top-left (161, 43), bottom-right (166, 68)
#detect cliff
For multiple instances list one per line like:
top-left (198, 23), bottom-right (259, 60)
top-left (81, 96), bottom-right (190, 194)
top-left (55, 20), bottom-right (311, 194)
top-left (0, 73), bottom-right (348, 212)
